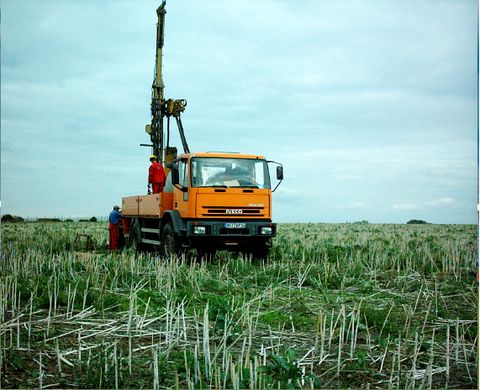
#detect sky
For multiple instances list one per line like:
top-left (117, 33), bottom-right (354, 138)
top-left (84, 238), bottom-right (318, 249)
top-left (1, 0), bottom-right (478, 223)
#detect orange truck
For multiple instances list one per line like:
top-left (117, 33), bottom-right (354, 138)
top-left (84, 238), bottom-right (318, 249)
top-left (120, 2), bottom-right (283, 258)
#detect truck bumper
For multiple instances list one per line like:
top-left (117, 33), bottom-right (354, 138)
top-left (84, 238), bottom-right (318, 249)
top-left (185, 220), bottom-right (276, 238)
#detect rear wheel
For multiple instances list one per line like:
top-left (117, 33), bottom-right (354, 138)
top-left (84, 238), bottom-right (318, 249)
top-left (161, 223), bottom-right (180, 258)
top-left (129, 220), bottom-right (143, 252)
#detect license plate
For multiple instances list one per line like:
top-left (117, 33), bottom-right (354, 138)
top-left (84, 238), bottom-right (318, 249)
top-left (224, 223), bottom-right (246, 229)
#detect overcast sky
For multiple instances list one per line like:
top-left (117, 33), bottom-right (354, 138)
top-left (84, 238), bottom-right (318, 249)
top-left (1, 0), bottom-right (477, 223)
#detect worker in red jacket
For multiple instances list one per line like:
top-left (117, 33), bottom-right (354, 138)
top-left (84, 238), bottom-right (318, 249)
top-left (148, 155), bottom-right (166, 193)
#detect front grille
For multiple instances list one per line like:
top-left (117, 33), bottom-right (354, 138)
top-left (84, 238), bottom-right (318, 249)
top-left (202, 206), bottom-right (264, 217)
top-left (219, 228), bottom-right (250, 235)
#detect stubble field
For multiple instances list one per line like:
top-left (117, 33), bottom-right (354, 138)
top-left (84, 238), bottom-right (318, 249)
top-left (0, 221), bottom-right (477, 389)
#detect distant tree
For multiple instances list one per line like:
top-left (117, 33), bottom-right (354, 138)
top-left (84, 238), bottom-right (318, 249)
top-left (89, 216), bottom-right (98, 222)
top-left (407, 219), bottom-right (427, 225)
top-left (353, 220), bottom-right (369, 224)
top-left (1, 214), bottom-right (24, 222)
top-left (64, 219), bottom-right (74, 222)
top-left (1, 214), bottom-right (14, 222)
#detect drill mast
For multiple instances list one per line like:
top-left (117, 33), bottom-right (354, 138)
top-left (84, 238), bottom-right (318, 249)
top-left (145, 1), bottom-right (190, 165)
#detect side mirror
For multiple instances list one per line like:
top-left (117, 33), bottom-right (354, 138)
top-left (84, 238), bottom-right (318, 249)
top-left (267, 160), bottom-right (284, 192)
top-left (171, 164), bottom-right (179, 185)
top-left (276, 166), bottom-right (284, 180)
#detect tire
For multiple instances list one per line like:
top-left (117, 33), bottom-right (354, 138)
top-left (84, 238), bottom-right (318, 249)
top-left (161, 223), bottom-right (181, 258)
top-left (251, 242), bottom-right (269, 261)
top-left (129, 220), bottom-right (142, 252)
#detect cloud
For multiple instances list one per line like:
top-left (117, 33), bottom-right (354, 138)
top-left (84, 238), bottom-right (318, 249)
top-left (393, 197), bottom-right (458, 211)
top-left (339, 202), bottom-right (368, 209)
top-left (393, 203), bottom-right (418, 210)
top-left (1, 0), bottom-right (476, 223)
top-left (425, 197), bottom-right (457, 207)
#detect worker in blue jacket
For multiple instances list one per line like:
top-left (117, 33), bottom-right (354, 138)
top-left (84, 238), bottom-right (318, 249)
top-left (108, 205), bottom-right (122, 250)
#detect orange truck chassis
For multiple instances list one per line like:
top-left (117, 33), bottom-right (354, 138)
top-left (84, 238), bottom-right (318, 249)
top-left (121, 152), bottom-right (282, 259)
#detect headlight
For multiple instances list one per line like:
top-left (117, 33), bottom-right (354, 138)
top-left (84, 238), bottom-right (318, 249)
top-left (193, 226), bottom-right (206, 235)
top-left (260, 226), bottom-right (273, 235)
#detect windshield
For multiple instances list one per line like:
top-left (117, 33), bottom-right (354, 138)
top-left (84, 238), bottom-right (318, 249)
top-left (191, 158), bottom-right (271, 189)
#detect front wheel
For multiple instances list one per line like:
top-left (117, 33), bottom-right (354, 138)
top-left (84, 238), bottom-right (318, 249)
top-left (250, 241), bottom-right (269, 261)
top-left (252, 244), bottom-right (270, 260)
top-left (161, 223), bottom-right (181, 258)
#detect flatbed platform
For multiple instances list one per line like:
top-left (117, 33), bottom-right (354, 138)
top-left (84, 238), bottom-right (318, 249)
top-left (122, 193), bottom-right (173, 218)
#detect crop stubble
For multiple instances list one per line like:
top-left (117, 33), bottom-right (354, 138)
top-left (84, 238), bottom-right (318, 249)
top-left (0, 222), bottom-right (477, 388)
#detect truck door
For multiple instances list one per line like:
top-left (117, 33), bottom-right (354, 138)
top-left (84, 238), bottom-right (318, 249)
top-left (174, 158), bottom-right (190, 217)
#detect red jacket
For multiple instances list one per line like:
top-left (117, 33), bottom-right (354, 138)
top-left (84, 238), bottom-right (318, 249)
top-left (149, 161), bottom-right (165, 184)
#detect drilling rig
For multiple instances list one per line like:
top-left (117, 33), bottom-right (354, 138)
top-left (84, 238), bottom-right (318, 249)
top-left (120, 1), bottom-right (284, 259)
top-left (142, 1), bottom-right (189, 171)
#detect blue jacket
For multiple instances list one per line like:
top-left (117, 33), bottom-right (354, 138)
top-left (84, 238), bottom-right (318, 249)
top-left (109, 210), bottom-right (122, 224)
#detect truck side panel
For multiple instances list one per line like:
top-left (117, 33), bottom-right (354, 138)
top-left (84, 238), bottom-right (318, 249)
top-left (139, 194), bottom-right (161, 217)
top-left (122, 195), bottom-right (140, 216)
top-left (160, 192), bottom-right (174, 215)
top-left (122, 192), bottom-right (174, 218)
